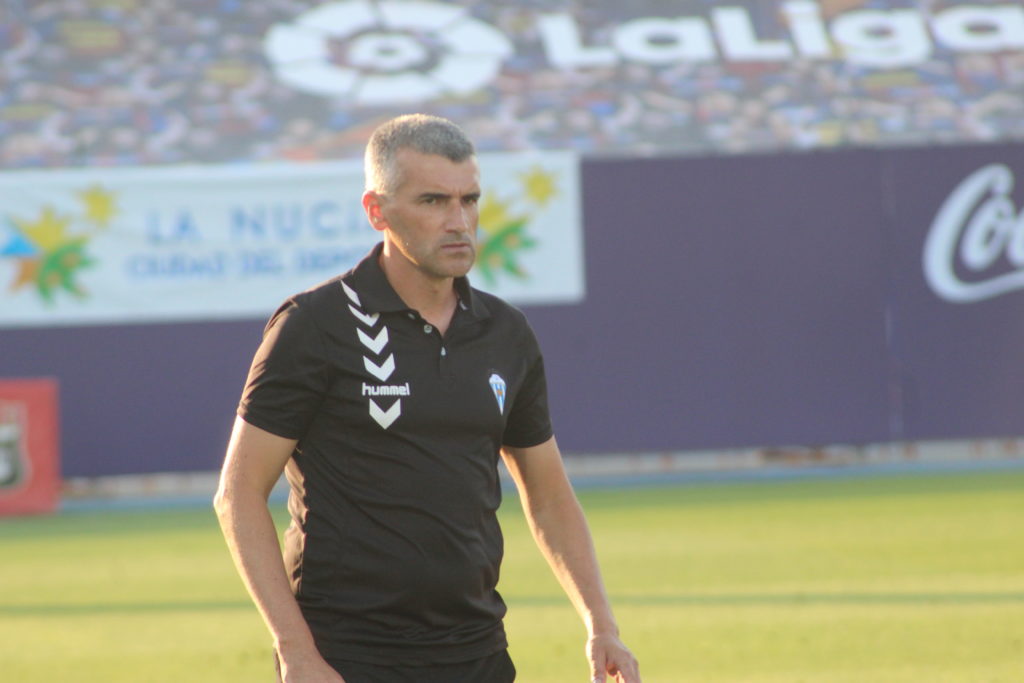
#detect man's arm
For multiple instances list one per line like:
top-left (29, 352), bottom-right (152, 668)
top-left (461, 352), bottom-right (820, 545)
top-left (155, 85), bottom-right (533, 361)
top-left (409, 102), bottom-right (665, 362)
top-left (501, 436), bottom-right (640, 683)
top-left (213, 416), bottom-right (345, 683)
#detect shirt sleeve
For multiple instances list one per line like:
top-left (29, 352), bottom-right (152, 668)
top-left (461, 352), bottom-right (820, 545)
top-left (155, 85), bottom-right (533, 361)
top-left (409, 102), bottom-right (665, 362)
top-left (237, 300), bottom-right (330, 440)
top-left (502, 326), bottom-right (554, 449)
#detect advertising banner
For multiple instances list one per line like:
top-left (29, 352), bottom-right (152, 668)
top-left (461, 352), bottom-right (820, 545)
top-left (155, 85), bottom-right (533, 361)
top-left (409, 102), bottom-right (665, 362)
top-left (5, 144), bottom-right (1024, 476)
top-left (882, 143), bottom-right (1024, 440)
top-left (556, 142), bottom-right (1024, 453)
top-left (0, 378), bottom-right (59, 515)
top-left (0, 152), bottom-right (582, 327)
top-left (3, 1), bottom-right (1023, 168)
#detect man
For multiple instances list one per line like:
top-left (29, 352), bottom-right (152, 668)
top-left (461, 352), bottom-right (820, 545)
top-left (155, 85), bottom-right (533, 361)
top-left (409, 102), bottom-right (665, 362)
top-left (214, 114), bottom-right (640, 683)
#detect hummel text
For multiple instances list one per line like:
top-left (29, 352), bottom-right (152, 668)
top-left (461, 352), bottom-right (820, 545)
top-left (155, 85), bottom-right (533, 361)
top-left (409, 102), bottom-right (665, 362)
top-left (362, 382), bottom-right (411, 397)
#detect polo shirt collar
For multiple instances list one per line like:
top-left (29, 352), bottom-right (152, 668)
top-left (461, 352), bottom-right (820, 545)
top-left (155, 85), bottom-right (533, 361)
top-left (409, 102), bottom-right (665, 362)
top-left (345, 242), bottom-right (491, 320)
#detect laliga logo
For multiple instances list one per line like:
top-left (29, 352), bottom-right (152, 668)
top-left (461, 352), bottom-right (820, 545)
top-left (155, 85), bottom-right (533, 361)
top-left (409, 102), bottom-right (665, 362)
top-left (924, 164), bottom-right (1024, 303)
top-left (263, 0), bottom-right (512, 105)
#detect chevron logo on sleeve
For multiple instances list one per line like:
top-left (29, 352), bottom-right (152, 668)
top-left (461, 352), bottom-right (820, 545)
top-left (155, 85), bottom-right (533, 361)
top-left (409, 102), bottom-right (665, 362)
top-left (342, 279), bottom-right (402, 429)
top-left (368, 399), bottom-right (401, 429)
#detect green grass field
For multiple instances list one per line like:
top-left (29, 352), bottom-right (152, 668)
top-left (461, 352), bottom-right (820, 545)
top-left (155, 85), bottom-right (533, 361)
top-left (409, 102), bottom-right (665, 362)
top-left (1, 469), bottom-right (1022, 682)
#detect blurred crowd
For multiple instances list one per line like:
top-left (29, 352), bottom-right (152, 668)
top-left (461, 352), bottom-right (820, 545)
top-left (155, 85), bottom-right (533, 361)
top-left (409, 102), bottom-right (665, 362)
top-left (2, 0), bottom-right (1023, 168)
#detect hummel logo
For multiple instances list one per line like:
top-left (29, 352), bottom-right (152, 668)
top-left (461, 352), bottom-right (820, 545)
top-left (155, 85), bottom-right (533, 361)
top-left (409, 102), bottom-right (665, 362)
top-left (358, 327), bottom-right (389, 354)
top-left (368, 399), bottom-right (401, 429)
top-left (341, 280), bottom-right (362, 306)
top-left (362, 382), bottom-right (410, 397)
top-left (363, 354), bottom-right (395, 382)
top-left (344, 279), bottom-right (402, 429)
top-left (349, 305), bottom-right (379, 327)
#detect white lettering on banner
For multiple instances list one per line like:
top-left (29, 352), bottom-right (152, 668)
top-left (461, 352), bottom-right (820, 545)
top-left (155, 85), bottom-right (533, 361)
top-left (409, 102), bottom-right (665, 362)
top-left (713, 7), bottom-right (795, 61)
top-left (924, 164), bottom-right (1024, 303)
top-left (543, 3), bottom-right (1020, 70)
top-left (611, 19), bottom-right (717, 64)
top-left (267, 2), bottom-right (1024, 100)
top-left (829, 10), bottom-right (931, 68)
top-left (538, 14), bottom-right (617, 68)
top-left (932, 6), bottom-right (1024, 51)
top-left (782, 1), bottom-right (832, 58)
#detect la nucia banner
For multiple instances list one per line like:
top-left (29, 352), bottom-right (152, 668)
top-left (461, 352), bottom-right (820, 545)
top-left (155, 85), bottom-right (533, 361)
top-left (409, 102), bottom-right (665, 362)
top-left (0, 152), bottom-right (583, 328)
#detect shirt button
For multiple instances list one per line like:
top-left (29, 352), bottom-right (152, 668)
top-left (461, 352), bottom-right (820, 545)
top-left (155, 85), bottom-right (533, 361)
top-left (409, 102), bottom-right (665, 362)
top-left (441, 347), bottom-right (447, 357)
top-left (407, 313), bottom-right (415, 319)
top-left (423, 324), bottom-right (433, 334)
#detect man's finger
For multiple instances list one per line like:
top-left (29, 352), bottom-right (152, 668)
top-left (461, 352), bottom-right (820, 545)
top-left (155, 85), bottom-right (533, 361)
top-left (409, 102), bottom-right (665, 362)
top-left (590, 648), bottom-right (607, 683)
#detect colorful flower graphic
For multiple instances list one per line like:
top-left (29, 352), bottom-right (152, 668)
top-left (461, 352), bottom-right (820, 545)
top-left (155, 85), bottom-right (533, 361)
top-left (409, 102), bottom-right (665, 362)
top-left (476, 166), bottom-right (558, 286)
top-left (1, 185), bottom-right (115, 303)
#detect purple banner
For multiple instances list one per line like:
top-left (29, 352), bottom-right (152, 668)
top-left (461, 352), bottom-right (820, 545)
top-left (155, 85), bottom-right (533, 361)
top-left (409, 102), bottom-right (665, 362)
top-left (3, 143), bottom-right (1024, 476)
top-left (534, 149), bottom-right (895, 453)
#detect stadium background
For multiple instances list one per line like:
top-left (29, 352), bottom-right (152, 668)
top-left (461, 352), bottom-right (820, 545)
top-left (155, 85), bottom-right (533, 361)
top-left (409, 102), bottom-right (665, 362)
top-left (2, 0), bottom-right (1024, 485)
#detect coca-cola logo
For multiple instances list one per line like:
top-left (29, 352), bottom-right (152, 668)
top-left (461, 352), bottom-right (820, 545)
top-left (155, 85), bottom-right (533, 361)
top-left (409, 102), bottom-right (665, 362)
top-left (924, 164), bottom-right (1024, 303)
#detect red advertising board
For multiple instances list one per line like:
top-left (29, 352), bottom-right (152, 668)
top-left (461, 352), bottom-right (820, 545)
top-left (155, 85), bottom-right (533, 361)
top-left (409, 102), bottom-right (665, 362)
top-left (0, 379), bottom-right (60, 515)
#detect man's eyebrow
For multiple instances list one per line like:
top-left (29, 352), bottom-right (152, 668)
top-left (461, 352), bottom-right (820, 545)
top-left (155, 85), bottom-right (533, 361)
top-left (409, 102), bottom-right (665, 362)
top-left (417, 191), bottom-right (481, 200)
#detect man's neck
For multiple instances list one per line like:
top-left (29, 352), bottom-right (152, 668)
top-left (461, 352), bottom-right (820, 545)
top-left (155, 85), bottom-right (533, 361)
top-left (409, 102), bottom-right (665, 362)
top-left (378, 249), bottom-right (459, 334)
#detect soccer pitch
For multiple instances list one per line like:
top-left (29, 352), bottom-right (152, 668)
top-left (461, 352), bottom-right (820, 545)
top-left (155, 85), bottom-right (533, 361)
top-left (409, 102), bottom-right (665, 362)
top-left (1, 469), bottom-right (1022, 682)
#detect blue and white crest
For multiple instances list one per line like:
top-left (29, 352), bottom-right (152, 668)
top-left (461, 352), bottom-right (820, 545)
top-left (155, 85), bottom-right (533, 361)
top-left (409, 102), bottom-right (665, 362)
top-left (488, 373), bottom-right (506, 415)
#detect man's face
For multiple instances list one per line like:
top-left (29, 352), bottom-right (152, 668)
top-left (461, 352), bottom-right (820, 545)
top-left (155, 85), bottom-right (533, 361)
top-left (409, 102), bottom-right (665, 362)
top-left (368, 149), bottom-right (481, 281)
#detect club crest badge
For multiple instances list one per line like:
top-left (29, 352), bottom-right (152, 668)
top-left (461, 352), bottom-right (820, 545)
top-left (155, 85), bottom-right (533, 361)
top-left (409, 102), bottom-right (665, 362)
top-left (488, 373), bottom-right (506, 415)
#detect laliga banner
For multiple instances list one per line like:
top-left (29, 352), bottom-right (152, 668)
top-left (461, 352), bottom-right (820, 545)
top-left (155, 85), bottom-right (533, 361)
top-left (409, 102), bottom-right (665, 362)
top-left (0, 153), bottom-right (583, 327)
top-left (7, 1), bottom-right (1024, 168)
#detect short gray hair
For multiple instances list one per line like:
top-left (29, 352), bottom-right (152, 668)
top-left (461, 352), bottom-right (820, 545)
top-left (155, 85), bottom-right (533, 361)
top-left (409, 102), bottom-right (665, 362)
top-left (364, 114), bottom-right (475, 193)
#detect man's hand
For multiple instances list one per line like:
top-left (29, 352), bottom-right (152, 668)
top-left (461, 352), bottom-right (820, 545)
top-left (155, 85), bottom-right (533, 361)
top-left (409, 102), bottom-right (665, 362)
top-left (277, 649), bottom-right (347, 683)
top-left (587, 632), bottom-right (640, 683)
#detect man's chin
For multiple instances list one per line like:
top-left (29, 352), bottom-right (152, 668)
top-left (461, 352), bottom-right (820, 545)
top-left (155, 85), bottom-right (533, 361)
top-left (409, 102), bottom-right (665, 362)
top-left (439, 249), bottom-right (476, 275)
top-left (420, 260), bottom-right (475, 281)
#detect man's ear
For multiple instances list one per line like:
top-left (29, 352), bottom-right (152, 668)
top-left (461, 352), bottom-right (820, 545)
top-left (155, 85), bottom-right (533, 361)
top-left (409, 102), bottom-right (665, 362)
top-left (362, 191), bottom-right (387, 233)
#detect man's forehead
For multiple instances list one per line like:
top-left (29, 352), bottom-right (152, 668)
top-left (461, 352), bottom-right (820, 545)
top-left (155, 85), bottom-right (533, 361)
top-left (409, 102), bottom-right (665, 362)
top-left (394, 148), bottom-right (479, 192)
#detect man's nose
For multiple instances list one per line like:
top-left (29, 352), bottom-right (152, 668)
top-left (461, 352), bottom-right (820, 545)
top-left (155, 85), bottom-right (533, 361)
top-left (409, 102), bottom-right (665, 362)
top-left (447, 203), bottom-right (474, 232)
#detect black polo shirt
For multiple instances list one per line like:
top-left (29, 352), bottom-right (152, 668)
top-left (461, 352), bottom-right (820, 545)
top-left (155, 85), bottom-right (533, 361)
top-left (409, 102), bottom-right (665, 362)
top-left (237, 243), bottom-right (553, 665)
